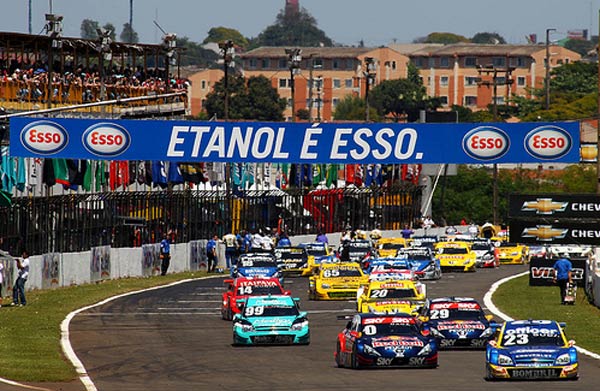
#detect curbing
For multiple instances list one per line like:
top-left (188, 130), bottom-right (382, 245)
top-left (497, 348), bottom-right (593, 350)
top-left (483, 270), bottom-right (600, 361)
top-left (59, 275), bottom-right (221, 391)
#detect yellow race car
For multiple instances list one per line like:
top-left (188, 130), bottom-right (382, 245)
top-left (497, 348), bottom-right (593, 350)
top-left (494, 242), bottom-right (529, 265)
top-left (435, 241), bottom-right (477, 272)
top-left (375, 237), bottom-right (408, 257)
top-left (299, 242), bottom-right (335, 277)
top-left (308, 262), bottom-right (368, 300)
top-left (356, 279), bottom-right (426, 315)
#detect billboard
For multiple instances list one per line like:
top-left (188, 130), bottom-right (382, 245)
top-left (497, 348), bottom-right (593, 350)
top-left (509, 194), bottom-right (600, 219)
top-left (529, 257), bottom-right (586, 286)
top-left (9, 118), bottom-right (580, 164)
top-left (510, 219), bottom-right (600, 245)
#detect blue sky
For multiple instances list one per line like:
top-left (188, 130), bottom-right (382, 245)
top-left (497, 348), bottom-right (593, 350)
top-left (1, 0), bottom-right (598, 46)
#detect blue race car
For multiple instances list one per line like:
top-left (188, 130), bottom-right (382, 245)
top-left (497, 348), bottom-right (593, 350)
top-left (421, 297), bottom-right (497, 349)
top-left (335, 312), bottom-right (438, 369)
top-left (486, 320), bottom-right (578, 380)
top-left (232, 295), bottom-right (310, 345)
top-left (397, 247), bottom-right (442, 280)
top-left (232, 253), bottom-right (282, 283)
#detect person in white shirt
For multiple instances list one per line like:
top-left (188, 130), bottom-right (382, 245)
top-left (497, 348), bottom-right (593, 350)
top-left (222, 232), bottom-right (238, 269)
top-left (12, 250), bottom-right (30, 306)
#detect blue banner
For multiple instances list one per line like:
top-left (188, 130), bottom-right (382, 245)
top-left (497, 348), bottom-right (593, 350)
top-left (9, 118), bottom-right (580, 164)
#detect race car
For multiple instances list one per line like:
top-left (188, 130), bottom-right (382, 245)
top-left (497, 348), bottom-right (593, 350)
top-left (494, 242), bottom-right (529, 265)
top-left (420, 297), bottom-right (497, 349)
top-left (410, 235), bottom-right (438, 250)
top-left (375, 237), bottom-right (408, 257)
top-left (299, 242), bottom-right (336, 276)
top-left (486, 320), bottom-right (578, 380)
top-left (337, 239), bottom-right (377, 266)
top-left (396, 247), bottom-right (442, 280)
top-left (357, 279), bottom-right (426, 315)
top-left (274, 246), bottom-right (308, 275)
top-left (367, 257), bottom-right (416, 281)
top-left (232, 253), bottom-right (282, 282)
top-left (232, 295), bottom-right (310, 345)
top-left (546, 244), bottom-right (593, 261)
top-left (221, 277), bottom-right (289, 320)
top-left (528, 245), bottom-right (548, 261)
top-left (434, 241), bottom-right (477, 272)
top-left (470, 239), bottom-right (498, 268)
top-left (334, 312), bottom-right (438, 369)
top-left (309, 262), bottom-right (368, 300)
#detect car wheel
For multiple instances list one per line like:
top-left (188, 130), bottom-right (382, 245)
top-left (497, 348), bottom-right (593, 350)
top-left (335, 343), bottom-right (343, 368)
top-left (351, 346), bottom-right (360, 369)
top-left (309, 290), bottom-right (316, 300)
top-left (226, 307), bottom-right (233, 321)
top-left (485, 365), bottom-right (495, 381)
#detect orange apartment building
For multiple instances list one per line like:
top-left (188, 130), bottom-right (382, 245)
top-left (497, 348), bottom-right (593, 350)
top-left (189, 43), bottom-right (581, 120)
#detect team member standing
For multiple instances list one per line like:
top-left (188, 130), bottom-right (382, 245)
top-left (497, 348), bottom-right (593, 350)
top-left (12, 250), bottom-right (30, 306)
top-left (206, 235), bottom-right (219, 272)
top-left (160, 234), bottom-right (171, 276)
top-left (553, 254), bottom-right (573, 305)
top-left (223, 231), bottom-right (238, 269)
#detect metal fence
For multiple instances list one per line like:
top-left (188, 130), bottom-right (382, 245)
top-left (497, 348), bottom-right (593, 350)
top-left (0, 185), bottom-right (422, 256)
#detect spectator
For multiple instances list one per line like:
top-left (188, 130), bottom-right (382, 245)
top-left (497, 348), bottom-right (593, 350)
top-left (401, 224), bottom-right (414, 239)
top-left (222, 231), bottom-right (238, 269)
top-left (467, 223), bottom-right (479, 238)
top-left (11, 250), bottom-right (30, 306)
top-left (159, 234), bottom-right (171, 276)
top-left (445, 226), bottom-right (458, 235)
top-left (422, 216), bottom-right (435, 230)
top-left (261, 228), bottom-right (275, 250)
top-left (277, 232), bottom-right (291, 247)
top-left (206, 235), bottom-right (219, 272)
top-left (251, 229), bottom-right (264, 250)
top-left (553, 254), bottom-right (573, 305)
top-left (316, 231), bottom-right (328, 244)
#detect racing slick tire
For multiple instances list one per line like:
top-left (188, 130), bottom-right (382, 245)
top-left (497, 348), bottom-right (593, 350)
top-left (335, 343), bottom-right (343, 368)
top-left (224, 307), bottom-right (233, 321)
top-left (484, 366), bottom-right (496, 381)
top-left (351, 346), bottom-right (361, 369)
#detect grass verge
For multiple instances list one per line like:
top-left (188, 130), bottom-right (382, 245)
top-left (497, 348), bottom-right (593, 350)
top-left (493, 274), bottom-right (600, 354)
top-left (0, 271), bottom-right (209, 382)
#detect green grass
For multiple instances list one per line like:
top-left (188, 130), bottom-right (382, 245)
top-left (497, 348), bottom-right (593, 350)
top-left (493, 274), bottom-right (600, 354)
top-left (0, 271), bottom-right (209, 382)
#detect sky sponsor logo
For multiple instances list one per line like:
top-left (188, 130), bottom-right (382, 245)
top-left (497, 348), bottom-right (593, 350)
top-left (462, 126), bottom-right (510, 160)
top-left (82, 123), bottom-right (131, 157)
top-left (524, 125), bottom-right (572, 160)
top-left (20, 120), bottom-right (69, 154)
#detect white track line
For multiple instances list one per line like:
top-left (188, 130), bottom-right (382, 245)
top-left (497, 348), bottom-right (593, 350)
top-left (484, 270), bottom-right (600, 360)
top-left (0, 378), bottom-right (53, 391)
top-left (61, 276), bottom-right (220, 391)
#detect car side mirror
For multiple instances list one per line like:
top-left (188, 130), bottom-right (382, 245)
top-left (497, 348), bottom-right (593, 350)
top-left (349, 331), bottom-right (362, 338)
top-left (568, 340), bottom-right (576, 347)
top-left (488, 340), bottom-right (497, 348)
top-left (485, 314), bottom-right (494, 322)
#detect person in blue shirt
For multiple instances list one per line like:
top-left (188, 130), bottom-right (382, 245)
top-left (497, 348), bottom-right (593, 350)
top-left (553, 254), bottom-right (573, 305)
top-left (206, 235), bottom-right (219, 273)
top-left (277, 232), bottom-right (291, 247)
top-left (159, 235), bottom-right (171, 276)
top-left (400, 224), bottom-right (414, 239)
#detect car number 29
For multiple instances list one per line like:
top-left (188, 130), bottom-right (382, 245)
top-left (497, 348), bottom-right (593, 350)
top-left (430, 309), bottom-right (450, 319)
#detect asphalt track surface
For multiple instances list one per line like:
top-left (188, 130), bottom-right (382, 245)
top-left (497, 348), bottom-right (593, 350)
top-left (66, 265), bottom-right (600, 391)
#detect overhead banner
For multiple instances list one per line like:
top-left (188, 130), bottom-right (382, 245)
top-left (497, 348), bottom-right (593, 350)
top-left (509, 194), bottom-right (600, 218)
top-left (510, 219), bottom-right (600, 245)
top-left (529, 257), bottom-right (586, 286)
top-left (9, 118), bottom-right (580, 164)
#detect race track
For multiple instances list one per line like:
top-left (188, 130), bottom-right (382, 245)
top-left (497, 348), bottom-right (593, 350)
top-left (70, 265), bottom-right (600, 390)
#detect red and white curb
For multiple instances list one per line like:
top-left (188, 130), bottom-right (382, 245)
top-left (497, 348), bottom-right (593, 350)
top-left (483, 270), bottom-right (600, 361)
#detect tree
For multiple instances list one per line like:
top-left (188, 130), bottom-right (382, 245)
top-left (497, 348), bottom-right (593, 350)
top-left (550, 61), bottom-right (597, 99)
top-left (80, 19), bottom-right (100, 40)
top-left (177, 37), bottom-right (219, 67)
top-left (203, 27), bottom-right (248, 48)
top-left (424, 32), bottom-right (469, 44)
top-left (253, 7), bottom-right (333, 47)
top-left (333, 95), bottom-right (379, 121)
top-left (369, 63), bottom-right (440, 122)
top-left (120, 22), bottom-right (139, 43)
top-left (564, 39), bottom-right (596, 57)
top-left (203, 75), bottom-right (286, 121)
top-left (471, 32), bottom-right (506, 44)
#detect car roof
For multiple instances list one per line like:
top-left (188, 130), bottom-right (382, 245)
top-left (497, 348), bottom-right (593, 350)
top-left (246, 295), bottom-right (295, 306)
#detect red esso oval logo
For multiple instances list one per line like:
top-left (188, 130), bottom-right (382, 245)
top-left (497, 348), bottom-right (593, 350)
top-left (524, 126), bottom-right (572, 159)
top-left (462, 127), bottom-right (510, 160)
top-left (82, 123), bottom-right (131, 157)
top-left (20, 121), bottom-right (69, 154)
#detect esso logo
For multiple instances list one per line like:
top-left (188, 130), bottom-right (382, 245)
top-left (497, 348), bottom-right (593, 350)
top-left (20, 121), bottom-right (69, 154)
top-left (524, 126), bottom-right (572, 160)
top-left (82, 123), bottom-right (131, 157)
top-left (462, 126), bottom-right (510, 160)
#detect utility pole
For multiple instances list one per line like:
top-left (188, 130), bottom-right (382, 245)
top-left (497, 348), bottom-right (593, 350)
top-left (364, 57), bottom-right (376, 121)
top-left (45, 12), bottom-right (62, 109)
top-left (218, 40), bottom-right (234, 120)
top-left (545, 28), bottom-right (556, 110)
top-left (478, 65), bottom-right (514, 225)
top-left (286, 48), bottom-right (302, 122)
top-left (316, 75), bottom-right (323, 122)
top-left (597, 11), bottom-right (600, 194)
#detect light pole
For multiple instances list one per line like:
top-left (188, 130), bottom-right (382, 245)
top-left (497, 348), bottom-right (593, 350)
top-left (316, 75), bottom-right (323, 122)
top-left (286, 48), bottom-right (302, 122)
top-left (45, 12), bottom-right (62, 109)
top-left (545, 28), bottom-right (556, 110)
top-left (364, 57), bottom-right (376, 121)
top-left (96, 28), bottom-right (113, 105)
top-left (162, 33), bottom-right (177, 93)
top-left (219, 40), bottom-right (235, 120)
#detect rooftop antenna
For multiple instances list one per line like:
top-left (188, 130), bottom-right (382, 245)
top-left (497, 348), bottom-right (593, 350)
top-left (153, 20), bottom-right (168, 36)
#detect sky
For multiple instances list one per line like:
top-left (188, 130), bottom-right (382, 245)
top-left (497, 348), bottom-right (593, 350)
top-left (1, 0), bottom-right (599, 46)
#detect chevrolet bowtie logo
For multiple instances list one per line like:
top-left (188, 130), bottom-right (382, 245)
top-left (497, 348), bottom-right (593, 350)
top-left (521, 198), bottom-right (568, 215)
top-left (521, 225), bottom-right (568, 241)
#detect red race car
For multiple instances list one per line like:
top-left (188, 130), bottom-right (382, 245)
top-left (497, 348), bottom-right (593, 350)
top-left (221, 277), bottom-right (290, 320)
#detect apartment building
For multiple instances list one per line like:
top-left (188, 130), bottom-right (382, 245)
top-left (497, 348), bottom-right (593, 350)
top-left (396, 43), bottom-right (581, 110)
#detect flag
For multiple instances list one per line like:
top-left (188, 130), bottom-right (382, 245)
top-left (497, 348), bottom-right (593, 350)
top-left (0, 146), bottom-right (15, 191)
top-left (152, 161), bottom-right (168, 189)
top-left (136, 161), bottom-right (152, 185)
top-left (43, 159), bottom-right (56, 187)
top-left (53, 159), bottom-right (70, 186)
top-left (312, 164), bottom-right (325, 186)
top-left (95, 161), bottom-right (108, 191)
top-left (232, 163), bottom-right (242, 186)
top-left (28, 158), bottom-right (43, 188)
top-left (16, 158), bottom-right (26, 192)
top-left (82, 160), bottom-right (92, 191)
top-left (168, 162), bottom-right (184, 185)
top-left (241, 163), bottom-right (255, 188)
top-left (326, 164), bottom-right (337, 187)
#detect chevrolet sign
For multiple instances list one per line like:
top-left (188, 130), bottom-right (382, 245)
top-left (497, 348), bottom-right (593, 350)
top-left (510, 194), bottom-right (600, 218)
top-left (511, 219), bottom-right (600, 245)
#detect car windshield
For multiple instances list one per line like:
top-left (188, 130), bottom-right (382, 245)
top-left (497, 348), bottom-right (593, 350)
top-left (439, 247), bottom-right (468, 254)
top-left (322, 267), bottom-right (362, 278)
top-left (429, 307), bottom-right (485, 321)
top-left (471, 243), bottom-right (491, 251)
top-left (398, 251), bottom-right (431, 260)
top-left (238, 258), bottom-right (277, 268)
top-left (244, 305), bottom-right (299, 317)
top-left (499, 243), bottom-right (518, 248)
top-left (306, 248), bottom-right (327, 257)
top-left (360, 323), bottom-right (419, 336)
top-left (236, 285), bottom-right (283, 296)
top-left (369, 288), bottom-right (418, 299)
top-left (381, 243), bottom-right (405, 250)
top-left (501, 326), bottom-right (564, 347)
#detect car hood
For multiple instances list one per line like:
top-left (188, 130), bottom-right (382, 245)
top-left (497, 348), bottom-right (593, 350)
top-left (502, 346), bottom-right (567, 362)
top-left (410, 260), bottom-right (437, 272)
top-left (432, 320), bottom-right (487, 333)
top-left (237, 267), bottom-right (278, 277)
top-left (248, 316), bottom-right (296, 328)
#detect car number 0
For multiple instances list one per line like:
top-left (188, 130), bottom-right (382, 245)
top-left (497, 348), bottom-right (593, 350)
top-left (363, 325), bottom-right (377, 335)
